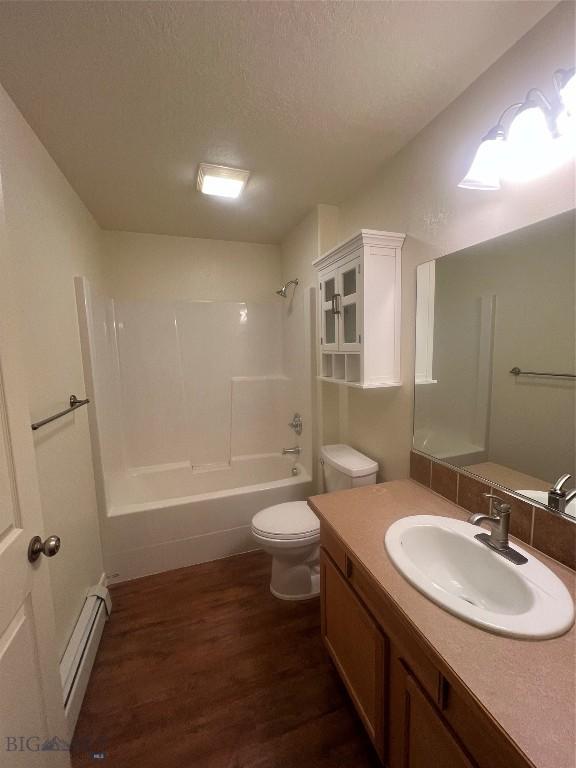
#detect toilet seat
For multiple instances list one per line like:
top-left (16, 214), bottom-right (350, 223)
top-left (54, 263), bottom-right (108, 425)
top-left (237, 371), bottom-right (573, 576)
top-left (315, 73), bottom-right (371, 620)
top-left (251, 501), bottom-right (320, 541)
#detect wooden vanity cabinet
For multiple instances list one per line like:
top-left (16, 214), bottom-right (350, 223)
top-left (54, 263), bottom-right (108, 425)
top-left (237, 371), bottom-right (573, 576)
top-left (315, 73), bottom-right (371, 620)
top-left (320, 527), bottom-right (531, 768)
top-left (320, 551), bottom-right (387, 759)
top-left (397, 667), bottom-right (475, 768)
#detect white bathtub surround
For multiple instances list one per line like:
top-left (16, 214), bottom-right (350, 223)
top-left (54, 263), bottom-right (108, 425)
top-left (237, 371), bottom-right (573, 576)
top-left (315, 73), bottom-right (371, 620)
top-left (76, 278), bottom-right (313, 581)
top-left (114, 298), bottom-right (285, 470)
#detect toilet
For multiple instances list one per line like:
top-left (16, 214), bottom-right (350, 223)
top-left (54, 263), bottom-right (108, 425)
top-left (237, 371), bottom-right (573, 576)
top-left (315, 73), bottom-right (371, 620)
top-left (251, 444), bottom-right (378, 600)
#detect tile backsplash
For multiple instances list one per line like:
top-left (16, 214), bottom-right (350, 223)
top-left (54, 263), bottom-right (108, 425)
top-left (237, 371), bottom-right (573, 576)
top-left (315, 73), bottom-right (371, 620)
top-left (410, 450), bottom-right (576, 571)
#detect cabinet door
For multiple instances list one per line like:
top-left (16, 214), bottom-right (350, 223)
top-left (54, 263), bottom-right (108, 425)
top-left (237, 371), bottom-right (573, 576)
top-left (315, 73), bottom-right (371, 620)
top-left (319, 268), bottom-right (339, 352)
top-left (337, 257), bottom-right (362, 352)
top-left (321, 551), bottom-right (386, 759)
top-left (400, 669), bottom-right (475, 768)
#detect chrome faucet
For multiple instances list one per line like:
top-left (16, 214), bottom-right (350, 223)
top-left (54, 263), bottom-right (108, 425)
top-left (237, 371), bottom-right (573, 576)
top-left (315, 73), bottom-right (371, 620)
top-left (548, 474), bottom-right (576, 514)
top-left (469, 493), bottom-right (527, 565)
top-left (282, 446), bottom-right (301, 456)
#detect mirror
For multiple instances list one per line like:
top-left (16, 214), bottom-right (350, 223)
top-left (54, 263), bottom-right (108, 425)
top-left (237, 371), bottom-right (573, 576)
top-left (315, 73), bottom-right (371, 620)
top-left (414, 210), bottom-right (575, 518)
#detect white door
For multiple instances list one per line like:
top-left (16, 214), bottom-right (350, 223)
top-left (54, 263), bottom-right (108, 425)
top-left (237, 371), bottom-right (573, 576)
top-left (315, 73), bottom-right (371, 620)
top-left (0, 168), bottom-right (70, 763)
top-left (337, 256), bottom-right (362, 353)
top-left (319, 268), bottom-right (339, 352)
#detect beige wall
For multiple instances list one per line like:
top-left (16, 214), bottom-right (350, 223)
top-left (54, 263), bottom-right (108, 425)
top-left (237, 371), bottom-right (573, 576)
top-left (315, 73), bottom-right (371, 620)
top-left (284, 3), bottom-right (575, 483)
top-left (280, 205), bottom-right (344, 488)
top-left (0, 84), bottom-right (104, 657)
top-left (101, 230), bottom-right (281, 302)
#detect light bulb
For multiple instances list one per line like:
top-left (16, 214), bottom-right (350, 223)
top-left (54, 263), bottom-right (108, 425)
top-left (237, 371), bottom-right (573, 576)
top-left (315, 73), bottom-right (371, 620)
top-left (556, 70), bottom-right (576, 147)
top-left (503, 105), bottom-right (563, 182)
top-left (200, 175), bottom-right (245, 198)
top-left (559, 70), bottom-right (576, 114)
top-left (458, 129), bottom-right (506, 190)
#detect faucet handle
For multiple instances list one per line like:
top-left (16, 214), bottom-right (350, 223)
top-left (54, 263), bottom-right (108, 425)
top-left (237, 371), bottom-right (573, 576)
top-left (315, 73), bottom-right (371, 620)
top-left (482, 493), bottom-right (511, 517)
top-left (552, 474), bottom-right (571, 492)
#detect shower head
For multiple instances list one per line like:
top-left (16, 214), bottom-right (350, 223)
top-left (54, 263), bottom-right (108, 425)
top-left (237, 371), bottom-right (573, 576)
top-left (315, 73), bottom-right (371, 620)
top-left (276, 278), bottom-right (299, 297)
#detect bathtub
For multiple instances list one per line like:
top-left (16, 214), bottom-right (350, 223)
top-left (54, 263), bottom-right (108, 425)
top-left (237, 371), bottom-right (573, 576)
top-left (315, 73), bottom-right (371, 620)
top-left (101, 455), bottom-right (313, 583)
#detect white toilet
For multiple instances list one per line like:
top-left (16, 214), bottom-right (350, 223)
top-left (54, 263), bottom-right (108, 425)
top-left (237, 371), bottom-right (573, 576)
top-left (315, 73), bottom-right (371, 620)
top-left (251, 444), bottom-right (378, 600)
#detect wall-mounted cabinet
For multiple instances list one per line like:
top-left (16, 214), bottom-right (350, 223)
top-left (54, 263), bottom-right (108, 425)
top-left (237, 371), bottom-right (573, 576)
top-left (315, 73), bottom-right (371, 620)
top-left (314, 230), bottom-right (405, 388)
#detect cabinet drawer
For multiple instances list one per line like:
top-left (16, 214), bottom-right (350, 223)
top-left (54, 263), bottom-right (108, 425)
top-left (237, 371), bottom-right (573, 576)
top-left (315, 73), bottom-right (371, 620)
top-left (320, 523), bottom-right (347, 574)
top-left (346, 553), bottom-right (444, 707)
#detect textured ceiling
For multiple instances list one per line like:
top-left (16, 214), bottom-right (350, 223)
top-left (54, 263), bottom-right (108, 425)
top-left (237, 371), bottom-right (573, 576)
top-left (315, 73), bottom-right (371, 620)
top-left (0, 1), bottom-right (555, 243)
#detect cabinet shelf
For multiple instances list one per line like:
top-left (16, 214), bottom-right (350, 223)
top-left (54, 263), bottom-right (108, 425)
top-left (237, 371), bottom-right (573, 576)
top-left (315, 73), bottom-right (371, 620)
top-left (317, 376), bottom-right (402, 389)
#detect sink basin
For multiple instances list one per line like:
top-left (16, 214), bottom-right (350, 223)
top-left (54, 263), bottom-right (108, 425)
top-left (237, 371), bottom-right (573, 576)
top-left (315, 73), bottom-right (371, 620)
top-left (385, 515), bottom-right (574, 639)
top-left (517, 489), bottom-right (576, 519)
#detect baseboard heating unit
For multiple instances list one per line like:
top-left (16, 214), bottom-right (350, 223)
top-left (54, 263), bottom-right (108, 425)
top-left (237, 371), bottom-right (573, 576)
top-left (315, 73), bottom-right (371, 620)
top-left (59, 584), bottom-right (112, 734)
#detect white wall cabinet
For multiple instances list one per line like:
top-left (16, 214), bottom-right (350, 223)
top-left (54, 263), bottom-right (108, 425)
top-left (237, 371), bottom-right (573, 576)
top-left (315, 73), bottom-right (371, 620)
top-left (314, 230), bottom-right (404, 388)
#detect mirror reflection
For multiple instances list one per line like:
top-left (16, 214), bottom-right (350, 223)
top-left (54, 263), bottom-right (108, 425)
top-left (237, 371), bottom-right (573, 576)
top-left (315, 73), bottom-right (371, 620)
top-left (414, 211), bottom-right (576, 518)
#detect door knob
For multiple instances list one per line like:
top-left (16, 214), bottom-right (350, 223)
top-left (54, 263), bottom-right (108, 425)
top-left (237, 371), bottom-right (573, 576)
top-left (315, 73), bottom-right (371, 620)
top-left (28, 535), bottom-right (61, 563)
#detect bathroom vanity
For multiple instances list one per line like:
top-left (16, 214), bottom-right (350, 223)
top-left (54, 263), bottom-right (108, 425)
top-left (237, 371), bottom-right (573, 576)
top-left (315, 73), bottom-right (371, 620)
top-left (309, 480), bottom-right (576, 768)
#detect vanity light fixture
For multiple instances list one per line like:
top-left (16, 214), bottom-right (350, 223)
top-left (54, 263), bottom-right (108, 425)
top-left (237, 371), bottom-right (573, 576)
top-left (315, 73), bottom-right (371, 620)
top-left (458, 115), bottom-right (513, 190)
top-left (197, 163), bottom-right (250, 199)
top-left (459, 67), bottom-right (576, 190)
top-left (503, 96), bottom-right (563, 183)
top-left (555, 67), bottom-right (576, 138)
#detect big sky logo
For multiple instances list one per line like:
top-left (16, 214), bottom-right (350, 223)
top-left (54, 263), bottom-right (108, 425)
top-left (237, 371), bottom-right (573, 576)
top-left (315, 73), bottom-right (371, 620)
top-left (5, 735), bottom-right (70, 751)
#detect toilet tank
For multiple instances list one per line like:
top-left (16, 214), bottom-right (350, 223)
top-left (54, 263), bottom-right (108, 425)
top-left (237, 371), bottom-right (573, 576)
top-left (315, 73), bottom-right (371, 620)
top-left (321, 444), bottom-right (378, 492)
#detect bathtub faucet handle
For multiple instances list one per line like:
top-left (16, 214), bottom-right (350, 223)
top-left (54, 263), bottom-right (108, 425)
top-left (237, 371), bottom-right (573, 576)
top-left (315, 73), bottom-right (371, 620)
top-left (288, 413), bottom-right (303, 436)
top-left (282, 446), bottom-right (301, 456)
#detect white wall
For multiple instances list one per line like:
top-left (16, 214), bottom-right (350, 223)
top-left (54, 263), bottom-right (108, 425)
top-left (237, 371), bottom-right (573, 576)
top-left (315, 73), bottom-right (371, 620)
top-left (0, 83), bottom-right (104, 658)
top-left (101, 230), bottom-right (281, 302)
top-left (287, 3), bottom-right (575, 483)
top-left (280, 205), bottom-right (343, 487)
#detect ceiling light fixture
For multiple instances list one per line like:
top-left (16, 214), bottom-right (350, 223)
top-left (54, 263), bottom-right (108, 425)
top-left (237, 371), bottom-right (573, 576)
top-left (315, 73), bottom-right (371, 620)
top-left (197, 163), bottom-right (250, 199)
top-left (459, 67), bottom-right (576, 191)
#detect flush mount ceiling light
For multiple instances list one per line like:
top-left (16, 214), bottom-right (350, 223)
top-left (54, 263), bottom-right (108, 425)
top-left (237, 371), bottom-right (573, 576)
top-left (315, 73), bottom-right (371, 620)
top-left (197, 163), bottom-right (250, 199)
top-left (459, 66), bottom-right (576, 191)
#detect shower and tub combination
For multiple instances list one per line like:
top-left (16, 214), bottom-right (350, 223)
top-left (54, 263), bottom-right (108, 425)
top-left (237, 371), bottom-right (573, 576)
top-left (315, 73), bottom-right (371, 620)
top-left (75, 276), bottom-right (312, 583)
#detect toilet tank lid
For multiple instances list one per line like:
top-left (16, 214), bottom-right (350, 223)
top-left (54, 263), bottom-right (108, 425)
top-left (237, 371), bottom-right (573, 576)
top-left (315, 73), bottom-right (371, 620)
top-left (321, 444), bottom-right (378, 478)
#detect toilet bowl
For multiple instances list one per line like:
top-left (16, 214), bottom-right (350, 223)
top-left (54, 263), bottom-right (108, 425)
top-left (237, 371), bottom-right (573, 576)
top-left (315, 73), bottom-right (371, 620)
top-left (251, 444), bottom-right (378, 601)
top-left (251, 501), bottom-right (320, 600)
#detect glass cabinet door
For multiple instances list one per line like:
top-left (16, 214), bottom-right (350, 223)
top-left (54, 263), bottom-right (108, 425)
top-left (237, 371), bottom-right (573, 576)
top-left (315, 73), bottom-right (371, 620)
top-left (338, 258), bottom-right (362, 352)
top-left (320, 270), bottom-right (339, 351)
